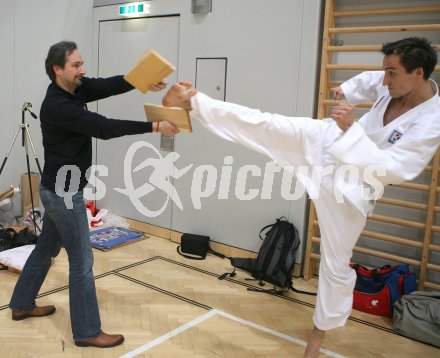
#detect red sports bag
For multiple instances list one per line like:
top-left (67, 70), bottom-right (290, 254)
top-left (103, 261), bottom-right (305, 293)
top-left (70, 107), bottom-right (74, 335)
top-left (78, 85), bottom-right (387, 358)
top-left (350, 264), bottom-right (417, 318)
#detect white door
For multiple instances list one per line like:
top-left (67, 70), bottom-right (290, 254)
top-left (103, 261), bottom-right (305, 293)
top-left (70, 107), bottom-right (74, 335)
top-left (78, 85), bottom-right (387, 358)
top-left (95, 16), bottom-right (180, 228)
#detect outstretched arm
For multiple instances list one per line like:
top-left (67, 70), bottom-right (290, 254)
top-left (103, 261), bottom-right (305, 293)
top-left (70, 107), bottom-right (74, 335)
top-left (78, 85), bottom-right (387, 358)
top-left (82, 76), bottom-right (168, 102)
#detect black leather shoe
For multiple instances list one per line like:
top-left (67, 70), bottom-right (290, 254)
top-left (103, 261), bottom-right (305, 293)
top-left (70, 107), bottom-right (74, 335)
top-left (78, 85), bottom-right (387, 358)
top-left (12, 305), bottom-right (56, 321)
top-left (75, 332), bottom-right (125, 348)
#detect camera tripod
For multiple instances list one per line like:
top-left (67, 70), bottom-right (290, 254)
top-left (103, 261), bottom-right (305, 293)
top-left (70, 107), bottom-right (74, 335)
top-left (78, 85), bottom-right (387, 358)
top-left (0, 102), bottom-right (43, 233)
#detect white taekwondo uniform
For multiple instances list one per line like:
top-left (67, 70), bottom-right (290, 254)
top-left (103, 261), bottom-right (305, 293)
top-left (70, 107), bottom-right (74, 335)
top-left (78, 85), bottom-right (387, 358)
top-left (189, 71), bottom-right (440, 330)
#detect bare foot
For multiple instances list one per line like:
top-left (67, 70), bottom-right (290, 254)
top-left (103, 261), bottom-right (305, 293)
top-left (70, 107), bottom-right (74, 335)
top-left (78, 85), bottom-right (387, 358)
top-left (162, 81), bottom-right (197, 109)
top-left (303, 326), bottom-right (325, 358)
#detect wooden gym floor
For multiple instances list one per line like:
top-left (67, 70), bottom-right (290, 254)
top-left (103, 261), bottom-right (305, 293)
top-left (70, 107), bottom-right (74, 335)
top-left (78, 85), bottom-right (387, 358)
top-left (0, 222), bottom-right (438, 357)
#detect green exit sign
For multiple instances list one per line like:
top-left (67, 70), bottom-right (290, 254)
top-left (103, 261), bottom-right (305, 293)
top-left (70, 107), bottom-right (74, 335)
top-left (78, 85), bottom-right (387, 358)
top-left (119, 3), bottom-right (150, 16)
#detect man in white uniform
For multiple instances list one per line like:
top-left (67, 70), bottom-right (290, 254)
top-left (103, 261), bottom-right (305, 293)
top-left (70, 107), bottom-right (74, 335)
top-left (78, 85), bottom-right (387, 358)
top-left (162, 37), bottom-right (439, 357)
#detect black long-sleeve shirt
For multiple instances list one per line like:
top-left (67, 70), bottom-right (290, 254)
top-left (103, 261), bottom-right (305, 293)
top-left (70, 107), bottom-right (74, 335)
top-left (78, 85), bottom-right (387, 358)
top-left (40, 75), bottom-right (152, 192)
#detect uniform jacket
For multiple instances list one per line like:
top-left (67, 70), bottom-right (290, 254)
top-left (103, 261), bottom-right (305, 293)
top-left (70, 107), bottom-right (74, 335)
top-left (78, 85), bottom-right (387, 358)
top-left (189, 72), bottom-right (440, 215)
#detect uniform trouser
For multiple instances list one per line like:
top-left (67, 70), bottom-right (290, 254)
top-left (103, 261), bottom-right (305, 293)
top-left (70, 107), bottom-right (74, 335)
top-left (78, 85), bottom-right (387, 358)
top-left (192, 93), bottom-right (370, 330)
top-left (311, 176), bottom-right (367, 330)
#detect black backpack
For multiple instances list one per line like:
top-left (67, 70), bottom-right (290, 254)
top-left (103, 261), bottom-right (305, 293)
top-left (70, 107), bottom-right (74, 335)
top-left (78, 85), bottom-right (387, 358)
top-left (223, 217), bottom-right (316, 296)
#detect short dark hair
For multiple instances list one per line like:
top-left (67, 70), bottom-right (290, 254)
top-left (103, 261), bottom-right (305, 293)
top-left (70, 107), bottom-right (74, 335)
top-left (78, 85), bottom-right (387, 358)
top-left (45, 41), bottom-right (78, 82)
top-left (381, 37), bottom-right (437, 80)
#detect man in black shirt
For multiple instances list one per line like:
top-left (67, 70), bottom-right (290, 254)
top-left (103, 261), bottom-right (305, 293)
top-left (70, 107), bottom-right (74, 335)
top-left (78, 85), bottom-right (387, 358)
top-left (9, 40), bottom-right (178, 348)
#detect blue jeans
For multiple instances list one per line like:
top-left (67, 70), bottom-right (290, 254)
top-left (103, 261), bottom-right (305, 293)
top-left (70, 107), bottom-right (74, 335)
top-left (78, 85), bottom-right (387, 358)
top-left (9, 186), bottom-right (101, 341)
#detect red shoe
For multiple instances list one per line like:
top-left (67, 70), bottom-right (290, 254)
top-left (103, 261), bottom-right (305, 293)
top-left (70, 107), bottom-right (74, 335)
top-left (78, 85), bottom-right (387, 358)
top-left (75, 331), bottom-right (124, 348)
top-left (12, 305), bottom-right (56, 321)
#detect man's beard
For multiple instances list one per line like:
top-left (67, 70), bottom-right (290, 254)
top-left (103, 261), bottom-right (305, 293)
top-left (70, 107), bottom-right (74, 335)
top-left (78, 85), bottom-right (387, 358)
top-left (74, 77), bottom-right (83, 87)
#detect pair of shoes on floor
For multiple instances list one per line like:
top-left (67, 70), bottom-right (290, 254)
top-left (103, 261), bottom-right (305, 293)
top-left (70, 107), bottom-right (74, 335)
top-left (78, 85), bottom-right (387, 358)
top-left (75, 332), bottom-right (125, 348)
top-left (11, 305), bottom-right (56, 321)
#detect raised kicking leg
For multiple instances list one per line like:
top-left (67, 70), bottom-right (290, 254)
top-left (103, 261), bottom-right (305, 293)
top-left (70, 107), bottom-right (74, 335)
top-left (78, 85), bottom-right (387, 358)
top-left (162, 82), bottom-right (354, 357)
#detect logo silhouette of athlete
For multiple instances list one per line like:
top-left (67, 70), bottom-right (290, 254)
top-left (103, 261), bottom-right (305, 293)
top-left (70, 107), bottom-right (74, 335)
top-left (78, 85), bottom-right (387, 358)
top-left (133, 151), bottom-right (193, 210)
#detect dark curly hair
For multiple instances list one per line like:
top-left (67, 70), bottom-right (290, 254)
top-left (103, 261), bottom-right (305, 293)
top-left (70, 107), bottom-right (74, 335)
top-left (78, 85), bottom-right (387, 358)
top-left (381, 37), bottom-right (437, 80)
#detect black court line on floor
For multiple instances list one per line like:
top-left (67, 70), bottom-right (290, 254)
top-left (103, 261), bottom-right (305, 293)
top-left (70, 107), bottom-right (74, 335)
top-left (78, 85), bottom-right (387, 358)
top-left (113, 271), bottom-right (211, 310)
top-left (150, 257), bottom-right (396, 334)
top-left (0, 255), bottom-right (396, 335)
top-left (0, 256), bottom-right (210, 312)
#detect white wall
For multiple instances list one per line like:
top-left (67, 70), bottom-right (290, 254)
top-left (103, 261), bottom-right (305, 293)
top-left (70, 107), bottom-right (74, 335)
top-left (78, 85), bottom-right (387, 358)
top-left (0, 0), bottom-right (321, 261)
top-left (0, 0), bottom-right (94, 215)
top-left (0, 1), bottom-right (16, 196)
top-left (91, 0), bottom-right (323, 257)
